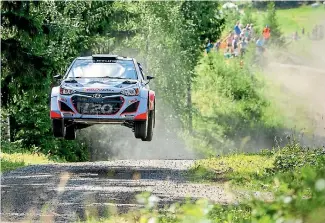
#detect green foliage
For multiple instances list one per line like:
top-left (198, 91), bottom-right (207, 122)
top-left (241, 4), bottom-right (256, 26)
top-left (0, 150), bottom-right (54, 173)
top-left (248, 165), bottom-right (325, 223)
top-left (113, 1), bottom-right (225, 131)
top-left (222, 9), bottom-right (241, 32)
top-left (263, 2), bottom-right (285, 46)
top-left (0, 159), bottom-right (25, 173)
top-left (272, 143), bottom-right (325, 173)
top-left (1, 1), bottom-right (133, 161)
top-left (191, 52), bottom-right (283, 154)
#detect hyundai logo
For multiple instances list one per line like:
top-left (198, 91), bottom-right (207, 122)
top-left (93, 94), bottom-right (102, 98)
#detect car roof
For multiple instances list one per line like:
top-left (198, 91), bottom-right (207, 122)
top-left (76, 54), bottom-right (134, 61)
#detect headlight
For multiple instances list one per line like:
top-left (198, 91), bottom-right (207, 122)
top-left (121, 88), bottom-right (139, 96)
top-left (60, 87), bottom-right (75, 95)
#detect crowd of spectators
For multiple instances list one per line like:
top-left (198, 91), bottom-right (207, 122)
top-left (205, 20), bottom-right (324, 61)
top-left (205, 21), bottom-right (269, 59)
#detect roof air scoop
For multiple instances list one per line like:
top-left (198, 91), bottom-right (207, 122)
top-left (92, 54), bottom-right (118, 63)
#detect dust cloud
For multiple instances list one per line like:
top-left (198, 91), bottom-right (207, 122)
top-left (78, 47), bottom-right (197, 161)
top-left (79, 21), bottom-right (325, 160)
top-left (78, 100), bottom-right (197, 161)
top-left (263, 21), bottom-right (325, 147)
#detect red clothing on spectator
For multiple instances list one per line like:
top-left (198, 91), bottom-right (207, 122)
top-left (263, 27), bottom-right (271, 39)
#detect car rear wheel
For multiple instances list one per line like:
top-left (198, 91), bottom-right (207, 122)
top-left (52, 119), bottom-right (64, 137)
top-left (142, 108), bottom-right (155, 142)
top-left (64, 125), bottom-right (76, 140)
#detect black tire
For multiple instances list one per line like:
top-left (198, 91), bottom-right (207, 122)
top-left (134, 120), bottom-right (147, 139)
top-left (52, 119), bottom-right (64, 138)
top-left (64, 125), bottom-right (76, 140)
top-left (142, 108), bottom-right (155, 142)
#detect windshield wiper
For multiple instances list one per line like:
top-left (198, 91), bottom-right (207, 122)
top-left (71, 76), bottom-right (131, 79)
top-left (100, 76), bottom-right (128, 79)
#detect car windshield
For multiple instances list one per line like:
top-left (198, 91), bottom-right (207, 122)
top-left (66, 59), bottom-right (138, 79)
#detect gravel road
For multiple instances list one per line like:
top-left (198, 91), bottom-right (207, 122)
top-left (1, 160), bottom-right (235, 222)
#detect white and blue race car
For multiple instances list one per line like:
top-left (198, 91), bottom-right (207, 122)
top-left (50, 54), bottom-right (155, 141)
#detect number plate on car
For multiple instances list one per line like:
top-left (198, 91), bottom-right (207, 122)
top-left (77, 103), bottom-right (115, 115)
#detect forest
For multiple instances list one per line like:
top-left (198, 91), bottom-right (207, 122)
top-left (1, 1), bottom-right (322, 161)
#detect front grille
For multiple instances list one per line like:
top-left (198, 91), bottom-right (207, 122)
top-left (71, 96), bottom-right (124, 115)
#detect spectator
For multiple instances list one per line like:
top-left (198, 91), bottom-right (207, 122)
top-left (262, 25), bottom-right (271, 44)
top-left (256, 36), bottom-right (265, 55)
top-left (293, 31), bottom-right (298, 41)
top-left (312, 25), bottom-right (318, 39)
top-left (224, 47), bottom-right (232, 59)
top-left (240, 38), bottom-right (248, 57)
top-left (302, 27), bottom-right (305, 35)
top-left (240, 32), bottom-right (245, 41)
top-left (244, 27), bottom-right (250, 39)
top-left (319, 25), bottom-right (324, 39)
top-left (249, 24), bottom-right (254, 38)
top-left (234, 21), bottom-right (241, 36)
top-left (232, 35), bottom-right (239, 56)
top-left (227, 32), bottom-right (234, 49)
top-left (215, 40), bottom-right (221, 51)
top-left (205, 40), bottom-right (214, 53)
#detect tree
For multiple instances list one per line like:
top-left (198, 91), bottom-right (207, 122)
top-left (1, 1), bottom-right (226, 160)
top-left (179, 1), bottom-right (225, 132)
top-left (263, 1), bottom-right (285, 46)
top-left (241, 4), bottom-right (256, 26)
top-left (1, 1), bottom-right (134, 161)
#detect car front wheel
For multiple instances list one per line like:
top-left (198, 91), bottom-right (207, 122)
top-left (64, 125), bottom-right (76, 140)
top-left (142, 108), bottom-right (155, 142)
top-left (134, 119), bottom-right (148, 139)
top-left (52, 119), bottom-right (64, 138)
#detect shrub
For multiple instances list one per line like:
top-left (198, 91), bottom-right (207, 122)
top-left (273, 142), bottom-right (325, 172)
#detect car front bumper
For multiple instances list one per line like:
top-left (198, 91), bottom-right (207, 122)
top-left (50, 94), bottom-right (148, 122)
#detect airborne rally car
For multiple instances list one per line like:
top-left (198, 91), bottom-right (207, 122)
top-left (50, 54), bottom-right (155, 141)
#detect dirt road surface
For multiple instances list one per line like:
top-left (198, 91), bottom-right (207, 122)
top-left (1, 160), bottom-right (235, 222)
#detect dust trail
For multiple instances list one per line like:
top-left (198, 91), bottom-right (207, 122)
top-left (263, 22), bottom-right (325, 147)
top-left (77, 46), bottom-right (198, 161)
top-left (78, 100), bottom-right (197, 161)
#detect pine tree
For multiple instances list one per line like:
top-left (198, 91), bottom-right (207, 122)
top-left (263, 1), bottom-right (285, 46)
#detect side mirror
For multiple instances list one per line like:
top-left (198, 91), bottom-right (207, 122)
top-left (145, 76), bottom-right (154, 85)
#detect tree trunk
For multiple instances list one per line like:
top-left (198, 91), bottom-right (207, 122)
top-left (187, 77), bottom-right (192, 133)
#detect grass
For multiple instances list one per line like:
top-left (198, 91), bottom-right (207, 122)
top-left (190, 153), bottom-right (275, 191)
top-left (0, 152), bottom-right (53, 173)
top-left (254, 5), bottom-right (325, 35)
top-left (221, 5), bottom-right (325, 40)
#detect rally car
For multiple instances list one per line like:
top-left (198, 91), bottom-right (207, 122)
top-left (50, 54), bottom-right (155, 141)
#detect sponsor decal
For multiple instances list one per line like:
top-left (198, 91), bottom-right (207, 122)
top-left (92, 94), bottom-right (102, 98)
top-left (93, 59), bottom-right (117, 63)
top-left (124, 114), bottom-right (135, 118)
top-left (59, 97), bottom-right (68, 102)
top-left (85, 88), bottom-right (115, 92)
top-left (128, 98), bottom-right (138, 105)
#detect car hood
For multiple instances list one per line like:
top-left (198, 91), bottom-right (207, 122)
top-left (61, 78), bottom-right (139, 93)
